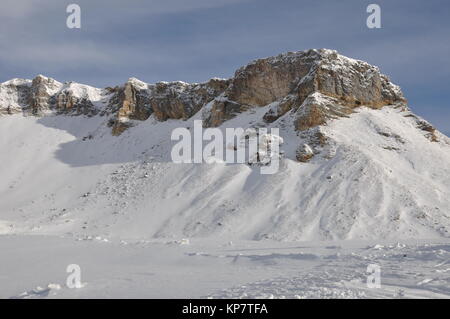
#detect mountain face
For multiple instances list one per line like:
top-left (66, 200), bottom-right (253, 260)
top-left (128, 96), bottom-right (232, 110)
top-left (1, 49), bottom-right (406, 129)
top-left (0, 49), bottom-right (449, 241)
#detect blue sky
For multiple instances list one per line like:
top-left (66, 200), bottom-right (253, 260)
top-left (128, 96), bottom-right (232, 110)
top-left (0, 0), bottom-right (449, 134)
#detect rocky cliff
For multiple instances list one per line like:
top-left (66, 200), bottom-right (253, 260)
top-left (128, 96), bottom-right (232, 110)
top-left (0, 49), bottom-right (438, 145)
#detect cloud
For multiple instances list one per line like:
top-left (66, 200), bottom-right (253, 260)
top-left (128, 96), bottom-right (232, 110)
top-left (0, 42), bottom-right (111, 66)
top-left (0, 0), bottom-right (53, 18)
top-left (0, 0), bottom-right (448, 132)
top-left (0, 0), bottom-right (249, 20)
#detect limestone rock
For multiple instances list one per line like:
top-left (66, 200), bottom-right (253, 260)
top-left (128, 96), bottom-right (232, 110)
top-left (110, 78), bottom-right (152, 135)
top-left (311, 50), bottom-right (406, 109)
top-left (111, 77), bottom-right (228, 134)
top-left (150, 78), bottom-right (228, 121)
top-left (29, 75), bottom-right (62, 114)
top-left (294, 93), bottom-right (353, 131)
top-left (262, 95), bottom-right (297, 123)
top-left (206, 49), bottom-right (406, 127)
top-left (205, 50), bottom-right (319, 126)
top-left (117, 78), bottom-right (152, 121)
top-left (0, 78), bottom-right (31, 115)
top-left (0, 49), bottom-right (413, 137)
top-left (296, 144), bottom-right (314, 162)
top-left (55, 82), bottom-right (103, 115)
top-left (203, 96), bottom-right (243, 127)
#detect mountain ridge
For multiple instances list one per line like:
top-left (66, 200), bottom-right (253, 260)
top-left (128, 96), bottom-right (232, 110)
top-left (0, 49), bottom-right (407, 131)
top-left (1, 49), bottom-right (449, 241)
top-left (0, 48), bottom-right (443, 157)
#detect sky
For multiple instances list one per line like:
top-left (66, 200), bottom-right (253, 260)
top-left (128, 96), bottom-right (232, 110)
top-left (0, 0), bottom-right (449, 134)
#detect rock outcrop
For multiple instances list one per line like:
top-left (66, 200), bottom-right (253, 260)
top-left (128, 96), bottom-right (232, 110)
top-left (0, 49), bottom-right (412, 137)
top-left (111, 77), bottom-right (229, 135)
top-left (204, 49), bottom-right (406, 128)
top-left (151, 78), bottom-right (229, 121)
top-left (29, 75), bottom-right (63, 115)
top-left (55, 82), bottom-right (101, 116)
top-left (0, 78), bottom-right (31, 115)
top-left (0, 75), bottom-right (101, 116)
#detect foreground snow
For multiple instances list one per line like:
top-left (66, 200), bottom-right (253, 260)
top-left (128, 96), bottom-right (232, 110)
top-left (1, 235), bottom-right (449, 299)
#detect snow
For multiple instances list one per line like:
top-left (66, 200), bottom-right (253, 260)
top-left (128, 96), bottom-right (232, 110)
top-left (60, 82), bottom-right (104, 102)
top-left (35, 75), bottom-right (63, 95)
top-left (0, 94), bottom-right (449, 297)
top-left (1, 78), bottom-right (32, 86)
top-left (0, 105), bottom-right (449, 241)
top-left (127, 77), bottom-right (149, 90)
top-left (1, 235), bottom-right (449, 299)
top-left (0, 79), bottom-right (30, 114)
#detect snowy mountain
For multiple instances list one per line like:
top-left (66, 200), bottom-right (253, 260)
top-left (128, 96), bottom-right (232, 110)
top-left (1, 49), bottom-right (449, 242)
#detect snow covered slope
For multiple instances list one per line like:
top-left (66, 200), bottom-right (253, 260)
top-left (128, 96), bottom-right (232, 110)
top-left (0, 49), bottom-right (449, 242)
top-left (2, 236), bottom-right (449, 299)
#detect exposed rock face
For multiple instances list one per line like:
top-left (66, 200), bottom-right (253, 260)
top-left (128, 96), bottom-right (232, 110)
top-left (202, 96), bottom-right (243, 128)
top-left (111, 78), bottom-right (152, 135)
top-left (111, 77), bottom-right (229, 135)
top-left (205, 49), bottom-right (406, 128)
top-left (228, 52), bottom-right (316, 106)
top-left (204, 50), bottom-right (318, 127)
top-left (29, 75), bottom-right (63, 115)
top-left (294, 93), bottom-right (354, 131)
top-left (150, 78), bottom-right (229, 121)
top-left (55, 83), bottom-right (100, 116)
top-left (0, 79), bottom-right (31, 115)
top-left (116, 78), bottom-right (152, 121)
top-left (0, 75), bottom-right (100, 116)
top-left (56, 94), bottom-right (96, 115)
top-left (0, 49), bottom-right (411, 137)
top-left (307, 50), bottom-right (405, 109)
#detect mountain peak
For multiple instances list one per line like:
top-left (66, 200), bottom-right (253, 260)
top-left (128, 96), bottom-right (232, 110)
top-left (204, 48), bottom-right (406, 128)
